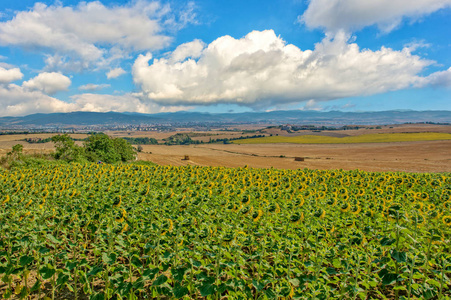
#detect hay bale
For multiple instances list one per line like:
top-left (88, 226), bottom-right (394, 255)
top-left (182, 155), bottom-right (190, 160)
top-left (294, 157), bottom-right (304, 161)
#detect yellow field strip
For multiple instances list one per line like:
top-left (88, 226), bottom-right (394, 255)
top-left (234, 132), bottom-right (451, 144)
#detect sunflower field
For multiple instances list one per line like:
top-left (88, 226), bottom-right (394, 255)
top-left (0, 163), bottom-right (450, 299)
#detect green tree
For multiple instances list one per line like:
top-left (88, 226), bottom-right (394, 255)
top-left (51, 134), bottom-right (84, 162)
top-left (112, 137), bottom-right (136, 162)
top-left (10, 144), bottom-right (24, 158)
top-left (84, 134), bottom-right (136, 163)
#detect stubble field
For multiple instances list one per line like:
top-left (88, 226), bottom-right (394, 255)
top-left (0, 124), bottom-right (450, 173)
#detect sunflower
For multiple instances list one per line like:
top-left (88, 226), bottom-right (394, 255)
top-left (120, 223), bottom-right (129, 234)
top-left (293, 197), bottom-right (305, 207)
top-left (364, 210), bottom-right (374, 218)
top-left (241, 195), bottom-right (251, 205)
top-left (161, 219), bottom-right (174, 235)
top-left (314, 208), bottom-right (326, 219)
top-left (340, 202), bottom-right (350, 213)
top-left (443, 200), bottom-right (451, 210)
top-left (317, 191), bottom-right (326, 199)
top-left (441, 190), bottom-right (451, 202)
top-left (240, 206), bottom-right (253, 216)
top-left (324, 224), bottom-right (335, 235)
top-left (252, 209), bottom-right (263, 222)
top-left (356, 189), bottom-right (365, 197)
top-left (345, 219), bottom-right (355, 228)
top-left (222, 232), bottom-right (235, 246)
top-left (413, 202), bottom-right (424, 211)
top-left (326, 198), bottom-right (337, 206)
top-left (338, 187), bottom-right (348, 196)
top-left (351, 205), bottom-right (362, 215)
top-left (24, 199), bottom-right (33, 208)
top-left (290, 212), bottom-right (303, 223)
top-left (385, 194), bottom-right (394, 203)
top-left (416, 192), bottom-right (429, 201)
top-left (442, 215), bottom-right (451, 226)
top-left (428, 210), bottom-right (440, 220)
top-left (1, 195), bottom-right (9, 205)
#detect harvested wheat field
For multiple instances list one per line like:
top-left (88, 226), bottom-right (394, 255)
top-left (1, 125), bottom-right (450, 173)
top-left (138, 140), bottom-right (451, 173)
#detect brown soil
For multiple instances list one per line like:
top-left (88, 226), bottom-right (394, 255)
top-left (138, 140), bottom-right (451, 173)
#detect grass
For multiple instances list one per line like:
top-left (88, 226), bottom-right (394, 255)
top-left (233, 132), bottom-right (451, 144)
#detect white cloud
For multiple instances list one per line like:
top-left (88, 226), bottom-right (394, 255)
top-left (302, 99), bottom-right (323, 111)
top-left (69, 93), bottom-right (151, 113)
top-left (22, 72), bottom-right (71, 95)
top-left (0, 84), bottom-right (75, 116)
top-left (69, 93), bottom-right (192, 113)
top-left (132, 30), bottom-right (441, 108)
top-left (423, 67), bottom-right (451, 87)
top-left (0, 84), bottom-right (188, 117)
top-left (0, 67), bottom-right (23, 83)
top-left (106, 68), bottom-right (126, 79)
top-left (169, 39), bottom-right (205, 63)
top-left (300, 0), bottom-right (451, 33)
top-left (0, 1), bottom-right (188, 71)
top-left (78, 83), bottom-right (111, 91)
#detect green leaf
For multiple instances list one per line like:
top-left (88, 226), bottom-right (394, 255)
top-left (380, 237), bottom-right (396, 246)
top-left (65, 283), bottom-right (74, 292)
top-left (171, 266), bottom-right (188, 282)
top-left (252, 279), bottom-right (265, 291)
top-left (90, 292), bottom-right (105, 300)
top-left (19, 255), bottom-right (33, 267)
top-left (381, 273), bottom-right (398, 286)
top-left (46, 234), bottom-right (61, 244)
top-left (143, 268), bottom-right (159, 280)
top-left (264, 287), bottom-right (276, 299)
top-left (87, 266), bottom-right (103, 277)
top-left (289, 278), bottom-right (300, 287)
top-left (426, 279), bottom-right (441, 288)
top-left (391, 250), bottom-right (407, 263)
top-left (172, 282), bottom-right (189, 298)
top-left (30, 279), bottom-right (41, 292)
top-left (199, 282), bottom-right (216, 297)
top-left (66, 261), bottom-right (78, 271)
top-left (152, 275), bottom-right (168, 286)
top-left (2, 288), bottom-right (12, 298)
top-left (326, 267), bottom-right (339, 275)
top-left (57, 273), bottom-right (69, 286)
top-left (38, 247), bottom-right (50, 254)
top-left (39, 266), bottom-right (56, 280)
top-left (131, 255), bottom-right (142, 268)
top-left (101, 252), bottom-right (116, 265)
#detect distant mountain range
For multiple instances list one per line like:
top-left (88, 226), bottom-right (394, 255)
top-left (0, 110), bottom-right (450, 128)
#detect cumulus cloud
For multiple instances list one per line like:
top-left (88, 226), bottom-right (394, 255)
top-left (0, 84), bottom-right (75, 116)
top-left (0, 1), bottom-right (193, 71)
top-left (106, 68), bottom-right (126, 79)
top-left (78, 83), bottom-right (111, 91)
top-left (132, 30), bottom-right (442, 108)
top-left (22, 72), bottom-right (71, 95)
top-left (68, 93), bottom-right (152, 113)
top-left (423, 67), bottom-right (451, 87)
top-left (169, 39), bottom-right (205, 63)
top-left (300, 0), bottom-right (451, 33)
top-left (0, 67), bottom-right (23, 83)
top-left (0, 84), bottom-right (187, 117)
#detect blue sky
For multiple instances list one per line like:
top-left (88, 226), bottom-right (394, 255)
top-left (0, 0), bottom-right (449, 116)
